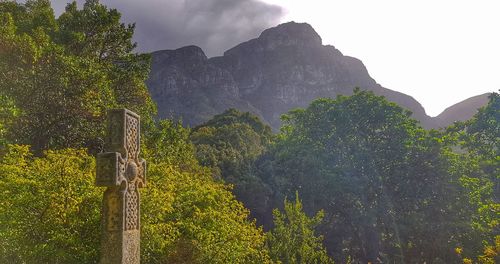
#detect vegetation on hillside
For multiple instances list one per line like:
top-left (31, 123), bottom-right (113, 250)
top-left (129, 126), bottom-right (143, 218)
top-left (0, 1), bottom-right (498, 264)
top-left (194, 90), bottom-right (499, 263)
top-left (0, 1), bottom-right (271, 263)
top-left (266, 193), bottom-right (334, 264)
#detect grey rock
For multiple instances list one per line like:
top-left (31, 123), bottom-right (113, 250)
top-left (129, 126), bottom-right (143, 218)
top-left (147, 46), bottom-right (262, 127)
top-left (147, 22), bottom-right (484, 130)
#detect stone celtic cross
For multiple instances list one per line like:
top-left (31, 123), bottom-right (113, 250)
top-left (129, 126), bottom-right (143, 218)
top-left (96, 109), bottom-right (146, 264)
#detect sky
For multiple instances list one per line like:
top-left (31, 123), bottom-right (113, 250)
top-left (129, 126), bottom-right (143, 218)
top-left (51, 0), bottom-right (499, 116)
top-left (51, 0), bottom-right (284, 57)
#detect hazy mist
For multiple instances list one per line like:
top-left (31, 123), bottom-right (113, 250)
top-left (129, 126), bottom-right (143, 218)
top-left (52, 0), bottom-right (283, 57)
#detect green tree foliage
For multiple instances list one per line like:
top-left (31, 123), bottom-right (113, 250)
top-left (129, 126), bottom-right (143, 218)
top-left (1, 1), bottom-right (497, 263)
top-left (456, 235), bottom-right (500, 264)
top-left (0, 0), bottom-right (155, 153)
top-left (264, 89), bottom-right (469, 263)
top-left (463, 92), bottom-right (499, 160)
top-left (142, 119), bottom-right (271, 263)
top-left (0, 145), bottom-right (101, 263)
top-left (0, 2), bottom-right (272, 262)
top-left (0, 123), bottom-right (271, 263)
top-left (0, 94), bottom-right (18, 146)
top-left (191, 109), bottom-right (275, 225)
top-left (266, 192), bottom-right (334, 264)
top-left (191, 108), bottom-right (272, 179)
top-left (142, 160), bottom-right (271, 264)
top-left (143, 119), bottom-right (198, 167)
top-left (464, 92), bottom-right (499, 234)
top-left (448, 92), bottom-right (500, 261)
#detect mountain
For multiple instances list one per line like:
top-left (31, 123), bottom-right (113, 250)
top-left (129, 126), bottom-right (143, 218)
top-left (146, 22), bottom-right (485, 130)
top-left (434, 93), bottom-right (491, 127)
top-left (147, 45), bottom-right (263, 125)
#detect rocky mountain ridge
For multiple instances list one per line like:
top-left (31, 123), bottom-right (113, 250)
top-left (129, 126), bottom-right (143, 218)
top-left (146, 22), bottom-right (488, 129)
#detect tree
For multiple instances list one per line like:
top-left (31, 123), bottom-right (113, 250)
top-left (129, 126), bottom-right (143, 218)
top-left (191, 109), bottom-right (275, 226)
top-left (191, 108), bottom-right (273, 179)
top-left (0, 145), bottom-right (101, 263)
top-left (463, 92), bottom-right (500, 160)
top-left (265, 89), bottom-right (468, 263)
top-left (56, 0), bottom-right (154, 117)
top-left (0, 95), bottom-right (18, 146)
top-left (0, 121), bottom-right (272, 263)
top-left (266, 192), bottom-right (334, 264)
top-left (142, 118), bottom-right (273, 263)
top-left (447, 92), bottom-right (500, 262)
top-left (0, 0), bottom-right (155, 153)
top-left (456, 235), bottom-right (500, 264)
top-left (142, 159), bottom-right (271, 264)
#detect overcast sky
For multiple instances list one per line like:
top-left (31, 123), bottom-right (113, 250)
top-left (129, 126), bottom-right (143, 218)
top-left (52, 0), bottom-right (283, 56)
top-left (52, 0), bottom-right (499, 116)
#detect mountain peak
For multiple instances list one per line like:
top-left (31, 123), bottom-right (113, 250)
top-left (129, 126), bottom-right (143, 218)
top-left (170, 45), bottom-right (207, 62)
top-left (151, 45), bottom-right (207, 68)
top-left (258, 21), bottom-right (322, 48)
top-left (148, 23), bottom-right (489, 130)
top-left (259, 21), bottom-right (322, 46)
top-left (224, 22), bottom-right (323, 56)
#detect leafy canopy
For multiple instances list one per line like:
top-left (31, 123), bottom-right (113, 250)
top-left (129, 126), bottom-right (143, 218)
top-left (0, 122), bottom-right (271, 263)
top-left (0, 1), bottom-right (271, 263)
top-left (265, 89), bottom-right (470, 263)
top-left (191, 109), bottom-right (275, 225)
top-left (0, 0), bottom-right (155, 152)
top-left (266, 192), bottom-right (334, 264)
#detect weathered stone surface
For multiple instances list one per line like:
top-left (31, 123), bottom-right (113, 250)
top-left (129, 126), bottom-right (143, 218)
top-left (96, 109), bottom-right (146, 264)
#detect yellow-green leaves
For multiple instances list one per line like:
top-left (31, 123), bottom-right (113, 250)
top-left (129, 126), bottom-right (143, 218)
top-left (266, 192), bottom-right (334, 264)
top-left (142, 162), bottom-right (271, 264)
top-left (0, 145), bottom-right (100, 263)
top-left (1, 131), bottom-right (271, 263)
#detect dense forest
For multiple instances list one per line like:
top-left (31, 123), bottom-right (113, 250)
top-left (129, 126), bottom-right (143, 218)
top-left (0, 1), bottom-right (498, 263)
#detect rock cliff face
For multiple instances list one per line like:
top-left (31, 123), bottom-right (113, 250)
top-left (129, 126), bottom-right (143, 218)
top-left (147, 45), bottom-right (261, 125)
top-left (147, 22), bottom-right (485, 129)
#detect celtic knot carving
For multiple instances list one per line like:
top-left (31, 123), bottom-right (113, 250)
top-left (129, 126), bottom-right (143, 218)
top-left (125, 185), bottom-right (139, 230)
top-left (126, 114), bottom-right (139, 160)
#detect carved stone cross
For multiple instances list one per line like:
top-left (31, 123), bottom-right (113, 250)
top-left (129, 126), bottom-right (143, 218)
top-left (96, 109), bottom-right (146, 264)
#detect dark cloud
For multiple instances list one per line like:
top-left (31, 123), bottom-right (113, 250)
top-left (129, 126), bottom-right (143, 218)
top-left (52, 0), bottom-right (284, 57)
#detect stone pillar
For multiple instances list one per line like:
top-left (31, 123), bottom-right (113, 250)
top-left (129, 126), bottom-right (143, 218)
top-left (96, 109), bottom-right (146, 264)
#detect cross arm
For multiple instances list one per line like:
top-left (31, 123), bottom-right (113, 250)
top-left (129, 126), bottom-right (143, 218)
top-left (96, 152), bottom-right (126, 187)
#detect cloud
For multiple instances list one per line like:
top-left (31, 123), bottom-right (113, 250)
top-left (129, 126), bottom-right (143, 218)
top-left (52, 0), bottom-right (284, 57)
